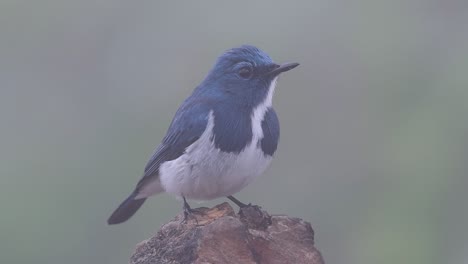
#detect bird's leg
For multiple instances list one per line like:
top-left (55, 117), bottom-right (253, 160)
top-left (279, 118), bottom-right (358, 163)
top-left (182, 196), bottom-right (194, 220)
top-left (228, 196), bottom-right (269, 226)
top-left (182, 196), bottom-right (204, 223)
top-left (227, 195), bottom-right (251, 208)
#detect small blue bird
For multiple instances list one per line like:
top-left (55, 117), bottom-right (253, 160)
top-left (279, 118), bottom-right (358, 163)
top-left (108, 45), bottom-right (299, 224)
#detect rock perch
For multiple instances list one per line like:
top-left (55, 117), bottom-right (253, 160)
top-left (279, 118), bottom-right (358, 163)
top-left (130, 202), bottom-right (324, 264)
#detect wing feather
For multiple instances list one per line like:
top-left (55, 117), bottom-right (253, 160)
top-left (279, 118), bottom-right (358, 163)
top-left (134, 99), bottom-right (213, 191)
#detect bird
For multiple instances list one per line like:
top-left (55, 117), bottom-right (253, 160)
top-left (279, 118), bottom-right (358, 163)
top-left (107, 45), bottom-right (299, 225)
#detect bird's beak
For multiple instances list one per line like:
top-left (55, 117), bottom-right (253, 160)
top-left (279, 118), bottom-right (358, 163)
top-left (267, 62), bottom-right (300, 76)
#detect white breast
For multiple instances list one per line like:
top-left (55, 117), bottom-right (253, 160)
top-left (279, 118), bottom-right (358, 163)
top-left (159, 78), bottom-right (278, 200)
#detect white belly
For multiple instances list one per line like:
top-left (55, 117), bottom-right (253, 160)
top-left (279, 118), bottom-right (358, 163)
top-left (159, 78), bottom-right (278, 200)
top-left (159, 111), bottom-right (272, 200)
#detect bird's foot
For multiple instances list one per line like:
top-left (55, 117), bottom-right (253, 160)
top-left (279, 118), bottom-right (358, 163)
top-left (182, 197), bottom-right (205, 224)
top-left (227, 195), bottom-right (252, 208)
top-left (226, 196), bottom-right (270, 228)
top-left (238, 204), bottom-right (272, 230)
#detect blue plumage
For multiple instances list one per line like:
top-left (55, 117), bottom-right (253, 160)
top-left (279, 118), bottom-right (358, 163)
top-left (212, 102), bottom-right (253, 153)
top-left (260, 108), bottom-right (280, 156)
top-left (108, 45), bottom-right (299, 225)
top-left (136, 100), bottom-right (212, 190)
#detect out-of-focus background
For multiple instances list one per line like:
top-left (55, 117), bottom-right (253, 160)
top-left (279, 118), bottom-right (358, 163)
top-left (1, 1), bottom-right (467, 263)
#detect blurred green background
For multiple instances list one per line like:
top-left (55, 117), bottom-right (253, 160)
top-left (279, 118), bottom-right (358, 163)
top-left (1, 1), bottom-right (467, 263)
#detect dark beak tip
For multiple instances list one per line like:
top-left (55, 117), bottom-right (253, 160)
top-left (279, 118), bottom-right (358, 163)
top-left (267, 62), bottom-right (300, 76)
top-left (285, 62), bottom-right (300, 70)
top-left (276, 62), bottom-right (300, 74)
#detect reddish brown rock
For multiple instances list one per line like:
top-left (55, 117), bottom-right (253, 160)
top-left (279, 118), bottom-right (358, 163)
top-left (130, 203), bottom-right (324, 264)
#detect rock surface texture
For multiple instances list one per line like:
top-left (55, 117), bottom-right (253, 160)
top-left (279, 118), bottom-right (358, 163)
top-left (130, 202), bottom-right (324, 264)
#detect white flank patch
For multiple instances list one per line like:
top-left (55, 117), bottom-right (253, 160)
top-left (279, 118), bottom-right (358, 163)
top-left (251, 77), bottom-right (277, 141)
top-left (146, 78), bottom-right (278, 200)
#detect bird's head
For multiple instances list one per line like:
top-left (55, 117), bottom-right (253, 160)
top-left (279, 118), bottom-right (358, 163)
top-left (199, 45), bottom-right (299, 108)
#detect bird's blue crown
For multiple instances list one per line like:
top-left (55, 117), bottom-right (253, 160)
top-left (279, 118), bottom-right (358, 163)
top-left (107, 45), bottom-right (298, 225)
top-left (194, 45), bottom-right (280, 109)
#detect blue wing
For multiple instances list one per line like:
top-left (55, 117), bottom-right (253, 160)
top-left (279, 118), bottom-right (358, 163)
top-left (134, 98), bottom-right (213, 191)
top-left (108, 98), bottom-right (214, 224)
top-left (260, 107), bottom-right (280, 156)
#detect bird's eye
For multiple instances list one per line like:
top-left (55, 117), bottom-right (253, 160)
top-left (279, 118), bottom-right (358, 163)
top-left (238, 66), bottom-right (253, 79)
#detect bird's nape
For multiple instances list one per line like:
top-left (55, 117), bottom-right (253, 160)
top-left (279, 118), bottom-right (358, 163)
top-left (107, 45), bottom-right (299, 225)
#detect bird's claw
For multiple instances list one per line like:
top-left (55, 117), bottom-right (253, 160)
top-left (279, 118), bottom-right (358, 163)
top-left (182, 197), bottom-right (205, 224)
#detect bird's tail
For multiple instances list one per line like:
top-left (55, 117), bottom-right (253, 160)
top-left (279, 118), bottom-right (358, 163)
top-left (107, 192), bottom-right (146, 225)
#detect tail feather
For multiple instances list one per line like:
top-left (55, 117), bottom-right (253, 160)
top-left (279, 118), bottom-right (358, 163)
top-left (107, 192), bottom-right (146, 225)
